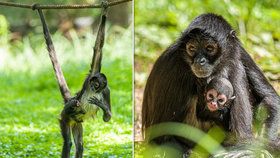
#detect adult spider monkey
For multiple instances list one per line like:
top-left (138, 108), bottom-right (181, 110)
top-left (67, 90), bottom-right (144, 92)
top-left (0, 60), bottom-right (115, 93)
top-left (142, 13), bottom-right (280, 156)
top-left (36, 1), bottom-right (111, 157)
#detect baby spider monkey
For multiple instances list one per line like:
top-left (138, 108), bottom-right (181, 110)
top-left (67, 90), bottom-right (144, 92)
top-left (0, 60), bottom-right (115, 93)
top-left (60, 72), bottom-right (111, 158)
top-left (62, 72), bottom-right (111, 124)
top-left (204, 77), bottom-right (236, 121)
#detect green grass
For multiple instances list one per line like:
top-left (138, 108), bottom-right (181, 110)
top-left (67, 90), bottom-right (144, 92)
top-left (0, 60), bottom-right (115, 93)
top-left (0, 27), bottom-right (132, 157)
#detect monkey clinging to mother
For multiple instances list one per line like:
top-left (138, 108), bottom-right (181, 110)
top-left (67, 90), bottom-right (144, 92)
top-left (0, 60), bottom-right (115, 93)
top-left (141, 13), bottom-right (280, 155)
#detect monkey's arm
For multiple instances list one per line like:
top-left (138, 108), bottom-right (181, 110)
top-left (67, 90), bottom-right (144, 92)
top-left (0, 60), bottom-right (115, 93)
top-left (88, 97), bottom-right (111, 122)
top-left (103, 87), bottom-right (111, 111)
top-left (37, 9), bottom-right (71, 103)
top-left (229, 62), bottom-right (253, 141)
top-left (103, 87), bottom-right (112, 122)
top-left (88, 88), bottom-right (111, 122)
top-left (91, 1), bottom-right (108, 74)
top-left (241, 50), bottom-right (280, 142)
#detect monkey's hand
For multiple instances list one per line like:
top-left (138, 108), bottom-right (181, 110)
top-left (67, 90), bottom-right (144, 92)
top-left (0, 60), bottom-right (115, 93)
top-left (64, 99), bottom-right (86, 117)
top-left (88, 96), bottom-right (101, 105)
top-left (88, 97), bottom-right (111, 122)
top-left (218, 107), bottom-right (229, 120)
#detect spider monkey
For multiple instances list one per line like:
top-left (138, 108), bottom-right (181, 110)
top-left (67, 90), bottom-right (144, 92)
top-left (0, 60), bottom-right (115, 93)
top-left (36, 2), bottom-right (111, 157)
top-left (62, 73), bottom-right (111, 124)
top-left (142, 13), bottom-right (280, 154)
top-left (199, 77), bottom-right (236, 129)
top-left (60, 72), bottom-right (111, 158)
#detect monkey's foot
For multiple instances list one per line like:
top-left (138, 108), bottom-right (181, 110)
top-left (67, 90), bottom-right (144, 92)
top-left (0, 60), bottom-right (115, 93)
top-left (67, 99), bottom-right (86, 114)
top-left (75, 100), bottom-right (81, 107)
top-left (66, 105), bottom-right (86, 116)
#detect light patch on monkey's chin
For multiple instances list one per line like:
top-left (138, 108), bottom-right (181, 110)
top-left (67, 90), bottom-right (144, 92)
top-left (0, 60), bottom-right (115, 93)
top-left (191, 66), bottom-right (212, 78)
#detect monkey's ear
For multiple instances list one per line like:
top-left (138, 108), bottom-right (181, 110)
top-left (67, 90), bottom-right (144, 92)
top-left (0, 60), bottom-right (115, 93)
top-left (204, 91), bottom-right (207, 97)
top-left (230, 96), bottom-right (236, 100)
top-left (100, 73), bottom-right (107, 80)
top-left (229, 30), bottom-right (236, 38)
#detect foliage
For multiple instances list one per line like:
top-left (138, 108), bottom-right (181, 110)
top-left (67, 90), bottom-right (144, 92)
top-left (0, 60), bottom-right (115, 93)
top-left (135, 0), bottom-right (280, 84)
top-left (0, 21), bottom-right (132, 157)
top-left (0, 15), bottom-right (9, 45)
top-left (136, 123), bottom-right (226, 158)
top-left (135, 123), bottom-right (273, 158)
top-left (0, 0), bottom-right (100, 28)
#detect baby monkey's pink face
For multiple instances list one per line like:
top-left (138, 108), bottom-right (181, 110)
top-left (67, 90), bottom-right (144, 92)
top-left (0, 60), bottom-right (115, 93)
top-left (205, 89), bottom-right (227, 111)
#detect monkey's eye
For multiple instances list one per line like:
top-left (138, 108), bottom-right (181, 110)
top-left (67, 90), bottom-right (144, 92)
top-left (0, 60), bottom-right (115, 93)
top-left (217, 94), bottom-right (227, 105)
top-left (94, 82), bottom-right (100, 88)
top-left (188, 45), bottom-right (195, 51)
top-left (186, 44), bottom-right (196, 56)
top-left (206, 89), bottom-right (217, 101)
top-left (206, 45), bottom-right (214, 51)
top-left (207, 93), bottom-right (214, 101)
top-left (218, 99), bottom-right (225, 104)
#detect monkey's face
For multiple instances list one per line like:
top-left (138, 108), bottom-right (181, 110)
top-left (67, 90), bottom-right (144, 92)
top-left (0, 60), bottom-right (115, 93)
top-left (185, 31), bottom-right (221, 78)
top-left (90, 73), bottom-right (107, 93)
top-left (205, 89), bottom-right (228, 111)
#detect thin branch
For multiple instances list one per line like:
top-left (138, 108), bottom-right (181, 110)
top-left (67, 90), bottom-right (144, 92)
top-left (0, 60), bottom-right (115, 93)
top-left (0, 0), bottom-right (131, 10)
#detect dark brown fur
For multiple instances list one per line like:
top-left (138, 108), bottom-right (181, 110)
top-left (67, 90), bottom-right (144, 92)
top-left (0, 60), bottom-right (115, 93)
top-left (142, 13), bottom-right (280, 151)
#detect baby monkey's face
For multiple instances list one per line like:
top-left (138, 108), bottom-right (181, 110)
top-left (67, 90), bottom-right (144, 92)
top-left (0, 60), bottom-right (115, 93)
top-left (204, 77), bottom-right (235, 112)
top-left (205, 88), bottom-right (228, 112)
top-left (89, 73), bottom-right (107, 93)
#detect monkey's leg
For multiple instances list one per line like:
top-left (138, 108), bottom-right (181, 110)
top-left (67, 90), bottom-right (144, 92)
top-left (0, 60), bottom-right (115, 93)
top-left (88, 97), bottom-right (111, 122)
top-left (60, 118), bottom-right (72, 158)
top-left (72, 123), bottom-right (83, 158)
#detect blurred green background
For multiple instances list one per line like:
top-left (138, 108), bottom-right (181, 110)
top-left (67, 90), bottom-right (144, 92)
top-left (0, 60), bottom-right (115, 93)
top-left (135, 0), bottom-right (280, 88)
top-left (135, 0), bottom-right (280, 157)
top-left (0, 0), bottom-right (132, 157)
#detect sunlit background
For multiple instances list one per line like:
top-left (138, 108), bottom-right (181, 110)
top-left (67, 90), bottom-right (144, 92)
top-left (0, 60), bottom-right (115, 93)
top-left (0, 0), bottom-right (132, 157)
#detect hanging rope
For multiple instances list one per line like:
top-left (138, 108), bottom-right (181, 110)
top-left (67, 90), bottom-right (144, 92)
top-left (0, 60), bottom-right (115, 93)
top-left (0, 0), bottom-right (131, 10)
